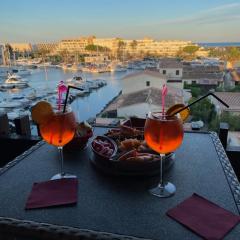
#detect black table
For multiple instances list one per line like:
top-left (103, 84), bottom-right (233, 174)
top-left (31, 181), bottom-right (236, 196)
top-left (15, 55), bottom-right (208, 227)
top-left (0, 128), bottom-right (240, 240)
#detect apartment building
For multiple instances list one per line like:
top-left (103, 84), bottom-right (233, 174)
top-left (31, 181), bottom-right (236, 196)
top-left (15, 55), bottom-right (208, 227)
top-left (122, 39), bottom-right (192, 56)
top-left (35, 43), bottom-right (58, 53)
top-left (93, 38), bottom-right (119, 52)
top-left (54, 36), bottom-right (193, 57)
top-left (56, 37), bottom-right (94, 54)
top-left (9, 43), bottom-right (32, 53)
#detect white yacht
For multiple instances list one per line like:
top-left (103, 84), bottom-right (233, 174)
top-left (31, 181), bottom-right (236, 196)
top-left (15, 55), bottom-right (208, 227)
top-left (1, 73), bottom-right (29, 89)
top-left (66, 75), bottom-right (84, 83)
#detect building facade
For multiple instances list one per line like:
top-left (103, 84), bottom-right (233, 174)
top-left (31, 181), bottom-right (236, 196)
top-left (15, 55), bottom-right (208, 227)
top-left (9, 43), bottom-right (32, 53)
top-left (121, 70), bottom-right (167, 94)
top-left (122, 39), bottom-right (193, 56)
top-left (35, 43), bottom-right (58, 53)
top-left (56, 37), bottom-right (94, 54)
top-left (54, 36), bottom-right (193, 57)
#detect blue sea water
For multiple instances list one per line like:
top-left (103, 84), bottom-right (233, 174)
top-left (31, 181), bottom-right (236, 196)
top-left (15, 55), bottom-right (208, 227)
top-left (198, 42), bottom-right (240, 47)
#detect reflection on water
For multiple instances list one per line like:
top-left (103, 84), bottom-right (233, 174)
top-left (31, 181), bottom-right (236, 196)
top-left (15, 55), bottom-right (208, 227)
top-left (0, 67), bottom-right (126, 122)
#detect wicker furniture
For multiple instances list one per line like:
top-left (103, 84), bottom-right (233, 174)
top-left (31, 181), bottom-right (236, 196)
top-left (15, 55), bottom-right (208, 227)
top-left (0, 128), bottom-right (239, 240)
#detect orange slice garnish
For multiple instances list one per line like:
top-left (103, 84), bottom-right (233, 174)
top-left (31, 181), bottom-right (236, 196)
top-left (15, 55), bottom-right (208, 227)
top-left (31, 101), bottom-right (54, 124)
top-left (166, 104), bottom-right (190, 122)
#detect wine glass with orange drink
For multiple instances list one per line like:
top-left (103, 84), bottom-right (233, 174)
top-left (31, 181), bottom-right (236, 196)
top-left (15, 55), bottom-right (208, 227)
top-left (32, 101), bottom-right (77, 180)
top-left (144, 84), bottom-right (188, 197)
top-left (144, 111), bottom-right (184, 197)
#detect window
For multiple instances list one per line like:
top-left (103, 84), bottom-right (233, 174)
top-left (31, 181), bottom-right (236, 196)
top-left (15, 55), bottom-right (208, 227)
top-left (146, 81), bottom-right (150, 86)
top-left (176, 70), bottom-right (179, 75)
top-left (163, 70), bottom-right (166, 74)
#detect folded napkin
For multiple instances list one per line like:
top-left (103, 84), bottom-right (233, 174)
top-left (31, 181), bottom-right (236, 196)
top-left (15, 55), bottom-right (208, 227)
top-left (167, 193), bottom-right (240, 240)
top-left (25, 178), bottom-right (78, 210)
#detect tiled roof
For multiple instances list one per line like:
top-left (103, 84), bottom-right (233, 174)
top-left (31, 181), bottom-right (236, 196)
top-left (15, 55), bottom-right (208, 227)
top-left (158, 60), bottom-right (183, 68)
top-left (122, 70), bottom-right (166, 80)
top-left (104, 86), bottom-right (184, 112)
top-left (214, 92), bottom-right (240, 111)
top-left (183, 72), bottom-right (223, 80)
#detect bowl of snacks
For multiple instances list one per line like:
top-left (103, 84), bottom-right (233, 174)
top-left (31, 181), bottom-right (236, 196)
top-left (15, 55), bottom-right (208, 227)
top-left (91, 136), bottom-right (117, 157)
top-left (105, 117), bottom-right (145, 141)
top-left (65, 121), bottom-right (93, 150)
top-left (90, 134), bottom-right (174, 176)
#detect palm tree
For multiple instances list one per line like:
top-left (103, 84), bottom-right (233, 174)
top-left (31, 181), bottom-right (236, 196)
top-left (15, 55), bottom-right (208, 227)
top-left (4, 43), bottom-right (13, 65)
top-left (130, 40), bottom-right (138, 56)
top-left (117, 40), bottom-right (126, 61)
top-left (59, 49), bottom-right (69, 63)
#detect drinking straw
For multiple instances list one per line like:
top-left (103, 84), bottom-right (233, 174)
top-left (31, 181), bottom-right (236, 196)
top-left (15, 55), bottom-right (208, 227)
top-left (169, 92), bottom-right (229, 117)
top-left (63, 86), bottom-right (84, 113)
top-left (161, 84), bottom-right (168, 117)
top-left (57, 81), bottom-right (68, 110)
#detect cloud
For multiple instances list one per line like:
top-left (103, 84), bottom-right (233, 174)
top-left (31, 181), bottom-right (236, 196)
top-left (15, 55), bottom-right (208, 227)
top-left (149, 2), bottom-right (240, 26)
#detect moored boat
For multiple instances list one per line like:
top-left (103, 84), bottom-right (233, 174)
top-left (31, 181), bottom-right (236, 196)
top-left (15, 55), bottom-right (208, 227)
top-left (0, 73), bottom-right (29, 89)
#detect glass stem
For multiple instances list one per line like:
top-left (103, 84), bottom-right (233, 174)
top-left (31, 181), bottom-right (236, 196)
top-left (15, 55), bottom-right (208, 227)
top-left (159, 154), bottom-right (164, 188)
top-left (58, 146), bottom-right (64, 176)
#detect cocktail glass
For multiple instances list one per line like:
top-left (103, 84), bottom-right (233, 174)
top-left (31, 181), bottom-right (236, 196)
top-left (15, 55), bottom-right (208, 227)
top-left (144, 112), bottom-right (183, 197)
top-left (39, 107), bottom-right (77, 180)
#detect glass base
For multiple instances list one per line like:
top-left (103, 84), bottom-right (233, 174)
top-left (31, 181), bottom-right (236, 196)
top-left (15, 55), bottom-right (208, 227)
top-left (149, 182), bottom-right (176, 198)
top-left (50, 173), bottom-right (77, 180)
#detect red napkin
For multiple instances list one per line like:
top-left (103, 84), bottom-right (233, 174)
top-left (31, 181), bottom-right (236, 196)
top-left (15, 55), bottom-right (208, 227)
top-left (25, 178), bottom-right (78, 210)
top-left (167, 193), bottom-right (240, 240)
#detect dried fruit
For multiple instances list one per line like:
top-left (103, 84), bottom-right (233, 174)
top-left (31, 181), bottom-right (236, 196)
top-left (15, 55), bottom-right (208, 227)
top-left (31, 101), bottom-right (54, 124)
top-left (166, 103), bottom-right (190, 122)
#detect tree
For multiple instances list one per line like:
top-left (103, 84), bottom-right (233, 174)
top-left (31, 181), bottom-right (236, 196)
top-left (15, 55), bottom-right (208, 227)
top-left (116, 40), bottom-right (126, 60)
top-left (208, 47), bottom-right (240, 62)
top-left (130, 40), bottom-right (138, 56)
top-left (176, 45), bottom-right (200, 60)
top-left (189, 98), bottom-right (216, 124)
top-left (209, 112), bottom-right (240, 131)
top-left (226, 47), bottom-right (240, 61)
top-left (183, 45), bottom-right (200, 55)
top-left (58, 49), bottom-right (69, 63)
top-left (4, 43), bottom-right (14, 64)
top-left (85, 44), bottom-right (110, 53)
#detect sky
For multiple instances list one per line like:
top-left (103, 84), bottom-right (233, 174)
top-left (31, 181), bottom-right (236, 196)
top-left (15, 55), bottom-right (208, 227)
top-left (0, 0), bottom-right (240, 43)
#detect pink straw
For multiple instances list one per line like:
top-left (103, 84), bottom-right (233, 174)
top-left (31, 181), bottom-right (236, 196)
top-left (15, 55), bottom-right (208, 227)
top-left (161, 84), bottom-right (168, 117)
top-left (57, 81), bottom-right (68, 110)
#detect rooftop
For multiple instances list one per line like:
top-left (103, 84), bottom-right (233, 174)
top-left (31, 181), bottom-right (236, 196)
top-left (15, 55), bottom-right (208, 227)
top-left (183, 72), bottom-right (223, 80)
top-left (214, 92), bottom-right (240, 111)
top-left (103, 86), bottom-right (184, 112)
top-left (158, 59), bottom-right (183, 68)
top-left (122, 70), bottom-right (166, 80)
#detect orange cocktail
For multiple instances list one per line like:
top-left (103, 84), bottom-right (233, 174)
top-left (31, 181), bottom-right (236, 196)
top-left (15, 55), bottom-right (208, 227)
top-left (40, 111), bottom-right (76, 147)
top-left (31, 101), bottom-right (77, 180)
top-left (144, 112), bottom-right (183, 198)
top-left (144, 114), bottom-right (183, 154)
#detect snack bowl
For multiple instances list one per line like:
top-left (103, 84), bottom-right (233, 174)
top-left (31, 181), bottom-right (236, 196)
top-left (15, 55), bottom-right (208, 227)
top-left (105, 117), bottom-right (145, 140)
top-left (65, 121), bottom-right (93, 151)
top-left (90, 135), bottom-right (175, 176)
top-left (65, 132), bottom-right (93, 150)
top-left (91, 135), bottom-right (118, 159)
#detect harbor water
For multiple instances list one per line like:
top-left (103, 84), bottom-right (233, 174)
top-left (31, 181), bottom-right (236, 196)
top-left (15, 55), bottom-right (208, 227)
top-left (0, 67), bottom-right (127, 127)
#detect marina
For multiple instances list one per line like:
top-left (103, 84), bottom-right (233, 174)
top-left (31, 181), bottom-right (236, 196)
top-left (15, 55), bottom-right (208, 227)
top-left (0, 66), bottom-right (126, 129)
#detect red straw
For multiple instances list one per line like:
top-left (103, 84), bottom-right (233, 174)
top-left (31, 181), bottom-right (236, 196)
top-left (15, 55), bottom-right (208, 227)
top-left (161, 84), bottom-right (168, 117)
top-left (57, 81), bottom-right (67, 110)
